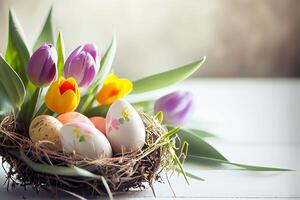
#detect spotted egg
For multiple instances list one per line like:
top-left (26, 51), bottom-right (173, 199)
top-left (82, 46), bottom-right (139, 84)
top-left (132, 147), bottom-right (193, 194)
top-left (29, 115), bottom-right (62, 150)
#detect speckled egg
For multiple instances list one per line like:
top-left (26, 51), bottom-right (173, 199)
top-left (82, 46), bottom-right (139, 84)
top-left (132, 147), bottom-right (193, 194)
top-left (59, 122), bottom-right (112, 159)
top-left (106, 99), bottom-right (146, 154)
top-left (57, 112), bottom-right (94, 127)
top-left (90, 116), bottom-right (106, 136)
top-left (29, 115), bottom-right (62, 150)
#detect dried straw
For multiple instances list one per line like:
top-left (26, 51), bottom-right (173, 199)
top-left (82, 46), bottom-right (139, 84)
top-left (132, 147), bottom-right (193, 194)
top-left (0, 113), bottom-right (171, 197)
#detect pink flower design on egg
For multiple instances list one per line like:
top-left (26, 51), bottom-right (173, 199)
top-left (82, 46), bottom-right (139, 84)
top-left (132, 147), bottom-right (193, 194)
top-left (111, 119), bottom-right (120, 130)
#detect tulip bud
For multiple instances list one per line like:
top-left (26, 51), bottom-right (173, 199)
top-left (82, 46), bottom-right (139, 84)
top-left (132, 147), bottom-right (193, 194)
top-left (64, 44), bottom-right (99, 87)
top-left (154, 91), bottom-right (193, 125)
top-left (45, 77), bottom-right (80, 113)
top-left (96, 74), bottom-right (133, 106)
top-left (27, 43), bottom-right (58, 87)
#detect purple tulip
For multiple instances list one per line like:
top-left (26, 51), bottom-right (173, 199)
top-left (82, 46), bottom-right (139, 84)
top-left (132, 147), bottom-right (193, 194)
top-left (154, 91), bottom-right (193, 125)
top-left (64, 44), bottom-right (99, 87)
top-left (27, 43), bottom-right (57, 87)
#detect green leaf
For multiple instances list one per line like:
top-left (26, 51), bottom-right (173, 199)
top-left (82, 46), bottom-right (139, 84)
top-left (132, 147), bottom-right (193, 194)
top-left (163, 126), bottom-right (181, 139)
top-left (0, 83), bottom-right (13, 120)
top-left (35, 102), bottom-right (54, 117)
top-left (20, 150), bottom-right (114, 199)
top-left (33, 6), bottom-right (54, 50)
top-left (154, 111), bottom-right (163, 123)
top-left (119, 118), bottom-right (125, 124)
top-left (131, 57), bottom-right (206, 94)
top-left (19, 151), bottom-right (103, 178)
top-left (5, 9), bottom-right (31, 90)
top-left (175, 168), bottom-right (205, 181)
top-left (76, 94), bottom-right (88, 111)
top-left (84, 105), bottom-right (110, 117)
top-left (100, 176), bottom-right (113, 200)
top-left (79, 135), bottom-right (86, 142)
top-left (56, 32), bottom-right (65, 77)
top-left (186, 128), bottom-right (216, 138)
top-left (179, 140), bottom-right (189, 160)
top-left (152, 126), bottom-right (180, 148)
top-left (0, 55), bottom-right (26, 113)
top-left (188, 156), bottom-right (292, 171)
top-left (131, 100), bottom-right (154, 113)
top-left (91, 34), bottom-right (117, 92)
top-left (79, 35), bottom-right (117, 113)
top-left (171, 127), bottom-right (228, 161)
top-left (17, 87), bottom-right (42, 127)
top-left (78, 94), bottom-right (95, 113)
top-left (172, 150), bottom-right (189, 184)
top-left (20, 149), bottom-right (113, 199)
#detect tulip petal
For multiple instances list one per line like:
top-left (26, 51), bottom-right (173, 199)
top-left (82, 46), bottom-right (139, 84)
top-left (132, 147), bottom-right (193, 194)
top-left (119, 79), bottom-right (133, 97)
top-left (64, 44), bottom-right (99, 87)
top-left (45, 78), bottom-right (60, 111)
top-left (45, 77), bottom-right (80, 113)
top-left (60, 89), bottom-right (79, 112)
top-left (96, 74), bottom-right (133, 106)
top-left (82, 43), bottom-right (99, 65)
top-left (59, 80), bottom-right (75, 95)
top-left (39, 56), bottom-right (57, 86)
top-left (27, 43), bottom-right (57, 87)
top-left (154, 91), bottom-right (193, 125)
top-left (64, 45), bottom-right (83, 71)
top-left (65, 52), bottom-right (86, 83)
top-left (80, 53), bottom-right (97, 87)
top-left (96, 82), bottom-right (119, 105)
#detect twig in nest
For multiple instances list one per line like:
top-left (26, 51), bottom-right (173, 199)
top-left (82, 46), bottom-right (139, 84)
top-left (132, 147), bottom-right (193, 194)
top-left (0, 113), bottom-right (177, 198)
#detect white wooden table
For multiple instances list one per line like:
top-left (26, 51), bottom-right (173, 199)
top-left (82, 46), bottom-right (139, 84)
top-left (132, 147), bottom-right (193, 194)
top-left (1, 78), bottom-right (299, 199)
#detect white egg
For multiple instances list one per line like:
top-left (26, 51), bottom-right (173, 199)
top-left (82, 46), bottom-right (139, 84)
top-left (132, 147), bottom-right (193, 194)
top-left (106, 99), bottom-right (146, 154)
top-left (59, 122), bottom-right (112, 159)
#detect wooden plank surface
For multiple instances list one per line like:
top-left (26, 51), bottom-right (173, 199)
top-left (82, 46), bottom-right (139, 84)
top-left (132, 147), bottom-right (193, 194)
top-left (0, 78), bottom-right (299, 199)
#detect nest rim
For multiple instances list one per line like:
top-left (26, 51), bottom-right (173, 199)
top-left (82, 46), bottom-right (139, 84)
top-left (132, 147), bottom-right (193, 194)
top-left (0, 113), bottom-right (171, 197)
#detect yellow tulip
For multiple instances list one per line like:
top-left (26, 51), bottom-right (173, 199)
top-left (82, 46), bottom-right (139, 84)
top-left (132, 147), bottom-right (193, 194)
top-left (96, 74), bottom-right (132, 105)
top-left (45, 77), bottom-right (80, 113)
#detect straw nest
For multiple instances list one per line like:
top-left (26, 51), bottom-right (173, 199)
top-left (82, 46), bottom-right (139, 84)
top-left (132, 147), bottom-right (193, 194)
top-left (0, 113), bottom-right (171, 197)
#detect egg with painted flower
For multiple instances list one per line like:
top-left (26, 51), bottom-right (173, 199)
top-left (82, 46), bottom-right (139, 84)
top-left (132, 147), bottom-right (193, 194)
top-left (106, 99), bottom-right (146, 154)
top-left (59, 122), bottom-right (112, 159)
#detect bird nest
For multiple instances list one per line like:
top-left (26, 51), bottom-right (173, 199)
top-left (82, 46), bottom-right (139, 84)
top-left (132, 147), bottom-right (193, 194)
top-left (0, 113), bottom-right (173, 198)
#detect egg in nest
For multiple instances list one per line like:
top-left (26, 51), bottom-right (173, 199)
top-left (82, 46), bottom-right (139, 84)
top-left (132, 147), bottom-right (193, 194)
top-left (29, 115), bottom-right (62, 150)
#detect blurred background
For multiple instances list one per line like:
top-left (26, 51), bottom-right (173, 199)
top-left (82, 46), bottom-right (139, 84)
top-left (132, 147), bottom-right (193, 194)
top-left (0, 0), bottom-right (299, 79)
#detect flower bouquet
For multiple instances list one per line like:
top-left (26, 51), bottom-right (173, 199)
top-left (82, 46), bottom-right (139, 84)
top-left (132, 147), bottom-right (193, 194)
top-left (0, 8), bottom-right (289, 199)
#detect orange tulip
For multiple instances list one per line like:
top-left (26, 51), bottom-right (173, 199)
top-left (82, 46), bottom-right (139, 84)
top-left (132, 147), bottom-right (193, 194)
top-left (45, 77), bottom-right (80, 113)
top-left (96, 74), bottom-right (132, 106)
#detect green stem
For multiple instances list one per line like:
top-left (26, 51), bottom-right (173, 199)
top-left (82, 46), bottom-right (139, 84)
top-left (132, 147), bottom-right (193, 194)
top-left (84, 105), bottom-right (110, 117)
top-left (35, 102), bottom-right (54, 117)
top-left (79, 93), bottom-right (95, 114)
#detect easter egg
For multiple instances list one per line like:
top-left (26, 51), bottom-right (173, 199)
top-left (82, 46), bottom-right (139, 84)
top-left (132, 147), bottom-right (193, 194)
top-left (106, 99), bottom-right (145, 154)
top-left (90, 117), bottom-right (106, 136)
top-left (57, 112), bottom-right (94, 127)
top-left (59, 122), bottom-right (112, 159)
top-left (29, 115), bottom-right (62, 150)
